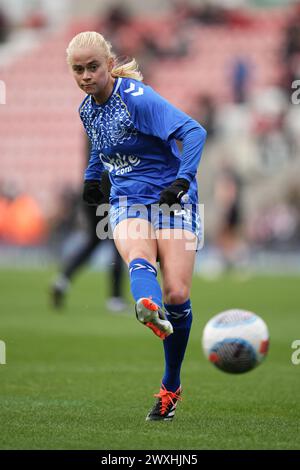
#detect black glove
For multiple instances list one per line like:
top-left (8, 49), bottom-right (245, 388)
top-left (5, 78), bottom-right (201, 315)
top-left (100, 171), bottom-right (111, 203)
top-left (82, 179), bottom-right (104, 206)
top-left (158, 178), bottom-right (190, 206)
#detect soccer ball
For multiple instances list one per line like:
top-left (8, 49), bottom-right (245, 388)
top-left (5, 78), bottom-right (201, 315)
top-left (202, 309), bottom-right (269, 374)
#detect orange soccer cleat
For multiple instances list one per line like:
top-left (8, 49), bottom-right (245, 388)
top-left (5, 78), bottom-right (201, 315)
top-left (135, 298), bottom-right (173, 340)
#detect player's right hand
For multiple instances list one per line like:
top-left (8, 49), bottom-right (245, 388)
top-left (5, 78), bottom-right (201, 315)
top-left (82, 179), bottom-right (104, 206)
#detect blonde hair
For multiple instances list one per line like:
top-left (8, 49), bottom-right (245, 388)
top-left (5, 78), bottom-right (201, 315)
top-left (66, 31), bottom-right (143, 81)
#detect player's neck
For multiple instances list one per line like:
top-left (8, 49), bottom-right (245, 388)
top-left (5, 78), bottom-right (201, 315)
top-left (93, 76), bottom-right (116, 105)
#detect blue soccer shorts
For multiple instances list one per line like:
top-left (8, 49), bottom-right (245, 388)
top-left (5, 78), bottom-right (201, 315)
top-left (109, 200), bottom-right (203, 250)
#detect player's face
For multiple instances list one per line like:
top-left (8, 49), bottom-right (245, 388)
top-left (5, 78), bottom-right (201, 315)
top-left (70, 47), bottom-right (115, 103)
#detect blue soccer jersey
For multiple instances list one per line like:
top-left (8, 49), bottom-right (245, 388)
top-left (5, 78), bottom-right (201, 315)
top-left (79, 77), bottom-right (206, 205)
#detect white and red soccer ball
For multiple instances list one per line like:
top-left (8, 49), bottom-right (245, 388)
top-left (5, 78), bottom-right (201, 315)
top-left (202, 309), bottom-right (269, 374)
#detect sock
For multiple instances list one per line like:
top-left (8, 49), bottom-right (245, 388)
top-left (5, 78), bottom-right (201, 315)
top-left (162, 299), bottom-right (193, 392)
top-left (53, 274), bottom-right (70, 293)
top-left (128, 258), bottom-right (162, 307)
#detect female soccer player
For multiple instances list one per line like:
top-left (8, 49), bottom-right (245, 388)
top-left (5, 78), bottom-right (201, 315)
top-left (66, 31), bottom-right (207, 421)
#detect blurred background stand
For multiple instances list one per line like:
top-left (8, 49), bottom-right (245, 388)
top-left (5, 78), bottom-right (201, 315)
top-left (0, 0), bottom-right (300, 282)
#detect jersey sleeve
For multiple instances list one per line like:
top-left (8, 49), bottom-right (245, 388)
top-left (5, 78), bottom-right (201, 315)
top-left (172, 122), bottom-right (207, 183)
top-left (127, 84), bottom-right (192, 141)
top-left (84, 145), bottom-right (104, 181)
top-left (78, 97), bottom-right (104, 181)
top-left (127, 83), bottom-right (207, 182)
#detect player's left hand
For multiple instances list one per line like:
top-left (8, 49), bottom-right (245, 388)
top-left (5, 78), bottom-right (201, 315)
top-left (158, 178), bottom-right (190, 206)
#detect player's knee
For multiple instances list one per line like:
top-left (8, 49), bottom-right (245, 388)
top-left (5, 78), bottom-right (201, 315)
top-left (164, 285), bottom-right (190, 305)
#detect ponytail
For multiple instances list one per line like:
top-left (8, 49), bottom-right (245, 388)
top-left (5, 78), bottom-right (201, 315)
top-left (112, 58), bottom-right (143, 81)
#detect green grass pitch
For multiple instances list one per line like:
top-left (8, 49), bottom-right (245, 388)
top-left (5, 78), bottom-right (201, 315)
top-left (0, 268), bottom-right (299, 449)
